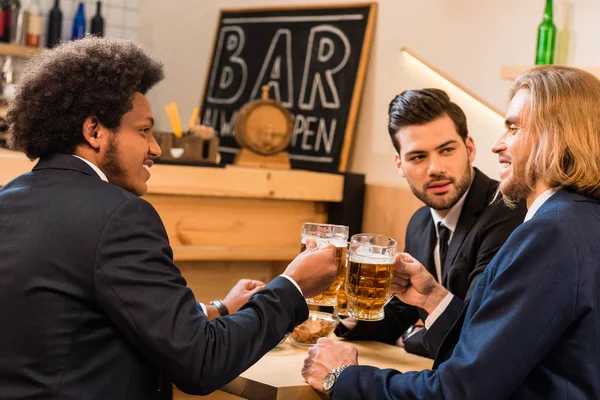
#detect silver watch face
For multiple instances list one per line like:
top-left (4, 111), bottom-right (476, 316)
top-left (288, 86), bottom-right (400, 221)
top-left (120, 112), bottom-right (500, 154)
top-left (323, 371), bottom-right (336, 391)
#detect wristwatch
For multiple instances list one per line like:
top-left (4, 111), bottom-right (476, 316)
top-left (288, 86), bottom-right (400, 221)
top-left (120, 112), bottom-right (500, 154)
top-left (323, 364), bottom-right (350, 397)
top-left (209, 299), bottom-right (229, 316)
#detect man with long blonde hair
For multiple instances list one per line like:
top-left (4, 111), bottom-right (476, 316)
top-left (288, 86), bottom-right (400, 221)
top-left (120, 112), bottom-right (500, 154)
top-left (303, 65), bottom-right (600, 399)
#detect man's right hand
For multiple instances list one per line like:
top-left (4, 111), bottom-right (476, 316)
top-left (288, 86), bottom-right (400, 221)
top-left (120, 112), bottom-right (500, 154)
top-left (392, 252), bottom-right (449, 314)
top-left (283, 237), bottom-right (337, 299)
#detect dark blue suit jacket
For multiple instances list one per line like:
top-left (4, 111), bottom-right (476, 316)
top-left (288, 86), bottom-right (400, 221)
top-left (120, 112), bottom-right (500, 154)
top-left (334, 189), bottom-right (600, 399)
top-left (0, 154), bottom-right (308, 399)
top-left (340, 169), bottom-right (526, 358)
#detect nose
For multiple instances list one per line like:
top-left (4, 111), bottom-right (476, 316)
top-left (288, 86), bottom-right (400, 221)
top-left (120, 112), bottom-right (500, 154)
top-left (492, 131), bottom-right (507, 155)
top-left (427, 153), bottom-right (445, 176)
top-left (149, 133), bottom-right (162, 158)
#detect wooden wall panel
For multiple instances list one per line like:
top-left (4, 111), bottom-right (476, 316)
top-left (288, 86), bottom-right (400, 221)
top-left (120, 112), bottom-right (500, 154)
top-left (361, 183), bottom-right (424, 251)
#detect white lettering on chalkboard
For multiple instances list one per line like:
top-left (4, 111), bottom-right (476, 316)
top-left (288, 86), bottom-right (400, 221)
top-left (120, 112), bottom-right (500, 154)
top-left (250, 29), bottom-right (294, 107)
top-left (207, 26), bottom-right (248, 105)
top-left (299, 25), bottom-right (350, 111)
top-left (291, 113), bottom-right (338, 155)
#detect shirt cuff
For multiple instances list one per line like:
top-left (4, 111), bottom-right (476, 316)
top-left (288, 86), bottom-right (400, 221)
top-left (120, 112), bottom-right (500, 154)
top-left (340, 317), bottom-right (358, 330)
top-left (424, 292), bottom-right (454, 329)
top-left (280, 274), bottom-right (303, 297)
top-left (197, 302), bottom-right (207, 315)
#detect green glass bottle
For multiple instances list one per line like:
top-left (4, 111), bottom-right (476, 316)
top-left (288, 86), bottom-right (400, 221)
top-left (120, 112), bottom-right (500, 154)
top-left (535, 0), bottom-right (556, 65)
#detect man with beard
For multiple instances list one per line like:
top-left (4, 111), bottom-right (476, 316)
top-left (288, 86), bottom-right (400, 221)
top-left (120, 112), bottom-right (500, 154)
top-left (0, 37), bottom-right (338, 399)
top-left (304, 66), bottom-right (600, 399)
top-left (337, 89), bottom-right (526, 359)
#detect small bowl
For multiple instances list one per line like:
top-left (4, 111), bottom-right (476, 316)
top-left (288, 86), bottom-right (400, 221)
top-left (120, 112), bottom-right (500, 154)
top-left (289, 311), bottom-right (340, 348)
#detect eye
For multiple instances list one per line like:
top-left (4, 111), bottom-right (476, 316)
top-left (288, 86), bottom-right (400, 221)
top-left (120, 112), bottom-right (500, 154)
top-left (440, 147), bottom-right (455, 154)
top-left (139, 127), bottom-right (152, 135)
top-left (507, 124), bottom-right (520, 134)
top-left (409, 155), bottom-right (425, 162)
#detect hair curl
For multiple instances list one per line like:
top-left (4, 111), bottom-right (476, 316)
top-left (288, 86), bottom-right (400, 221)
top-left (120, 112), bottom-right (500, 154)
top-left (8, 36), bottom-right (164, 159)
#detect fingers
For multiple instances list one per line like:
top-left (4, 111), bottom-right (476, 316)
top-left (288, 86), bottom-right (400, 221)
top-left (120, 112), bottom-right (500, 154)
top-left (304, 237), bottom-right (318, 251)
top-left (244, 279), bottom-right (266, 290)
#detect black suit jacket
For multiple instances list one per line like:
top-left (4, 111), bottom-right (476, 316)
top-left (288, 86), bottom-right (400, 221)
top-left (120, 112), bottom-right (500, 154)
top-left (0, 154), bottom-right (308, 399)
top-left (340, 169), bottom-right (526, 358)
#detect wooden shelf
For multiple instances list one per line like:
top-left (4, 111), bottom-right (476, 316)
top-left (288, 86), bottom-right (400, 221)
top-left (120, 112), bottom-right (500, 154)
top-left (0, 43), bottom-right (40, 58)
top-left (501, 65), bottom-right (600, 81)
top-left (0, 148), bottom-right (344, 202)
top-left (172, 245), bottom-right (298, 262)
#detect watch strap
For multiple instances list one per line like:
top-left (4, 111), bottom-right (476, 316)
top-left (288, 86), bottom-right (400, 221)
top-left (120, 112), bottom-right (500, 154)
top-left (209, 299), bottom-right (229, 316)
top-left (324, 364), bottom-right (350, 397)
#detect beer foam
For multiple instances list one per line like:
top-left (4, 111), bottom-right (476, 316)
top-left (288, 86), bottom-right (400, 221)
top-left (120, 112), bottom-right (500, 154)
top-left (349, 253), bottom-right (394, 264)
top-left (301, 235), bottom-right (348, 248)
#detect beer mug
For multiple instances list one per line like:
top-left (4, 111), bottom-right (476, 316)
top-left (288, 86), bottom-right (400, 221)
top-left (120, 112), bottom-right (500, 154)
top-left (333, 282), bottom-right (349, 317)
top-left (301, 222), bottom-right (349, 306)
top-left (346, 234), bottom-right (396, 321)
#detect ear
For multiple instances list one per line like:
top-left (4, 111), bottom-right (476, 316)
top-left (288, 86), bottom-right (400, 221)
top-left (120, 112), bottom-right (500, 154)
top-left (394, 153), bottom-right (406, 178)
top-left (81, 117), bottom-right (109, 151)
top-left (465, 136), bottom-right (476, 163)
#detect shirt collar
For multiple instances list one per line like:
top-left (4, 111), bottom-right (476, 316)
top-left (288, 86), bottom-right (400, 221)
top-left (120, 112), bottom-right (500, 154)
top-left (430, 184), bottom-right (471, 235)
top-left (524, 187), bottom-right (561, 222)
top-left (72, 155), bottom-right (108, 182)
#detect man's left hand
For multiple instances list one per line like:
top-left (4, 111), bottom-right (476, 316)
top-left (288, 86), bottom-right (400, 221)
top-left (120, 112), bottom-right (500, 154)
top-left (302, 338), bottom-right (358, 392)
top-left (222, 279), bottom-right (266, 314)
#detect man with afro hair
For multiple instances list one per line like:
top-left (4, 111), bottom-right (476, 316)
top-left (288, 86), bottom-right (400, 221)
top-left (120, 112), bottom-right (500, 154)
top-left (0, 37), bottom-right (337, 399)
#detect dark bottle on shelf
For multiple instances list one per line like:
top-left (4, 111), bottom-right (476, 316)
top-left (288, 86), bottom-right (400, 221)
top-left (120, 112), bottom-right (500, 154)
top-left (46, 0), bottom-right (62, 48)
top-left (0, 0), bottom-right (11, 43)
top-left (90, 1), bottom-right (103, 37)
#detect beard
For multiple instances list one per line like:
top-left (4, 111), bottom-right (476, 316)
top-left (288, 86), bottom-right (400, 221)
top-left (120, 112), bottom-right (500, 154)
top-left (499, 161), bottom-right (533, 202)
top-left (98, 134), bottom-right (131, 192)
top-left (407, 163), bottom-right (473, 212)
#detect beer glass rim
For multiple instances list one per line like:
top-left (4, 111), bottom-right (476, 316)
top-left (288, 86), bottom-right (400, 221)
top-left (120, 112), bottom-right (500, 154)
top-left (350, 233), bottom-right (397, 249)
top-left (302, 222), bottom-right (349, 230)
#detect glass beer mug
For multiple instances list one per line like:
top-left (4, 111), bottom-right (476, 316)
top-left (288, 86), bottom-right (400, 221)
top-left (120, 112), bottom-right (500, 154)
top-left (346, 234), bottom-right (396, 321)
top-left (301, 222), bottom-right (349, 306)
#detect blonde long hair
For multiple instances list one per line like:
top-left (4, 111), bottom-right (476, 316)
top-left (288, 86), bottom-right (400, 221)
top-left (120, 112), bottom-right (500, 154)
top-left (511, 66), bottom-right (600, 199)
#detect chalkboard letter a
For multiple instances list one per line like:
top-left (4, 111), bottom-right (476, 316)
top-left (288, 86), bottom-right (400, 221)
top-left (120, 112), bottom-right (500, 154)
top-left (299, 25), bottom-right (350, 111)
top-left (250, 29), bottom-right (294, 107)
top-left (207, 26), bottom-right (248, 105)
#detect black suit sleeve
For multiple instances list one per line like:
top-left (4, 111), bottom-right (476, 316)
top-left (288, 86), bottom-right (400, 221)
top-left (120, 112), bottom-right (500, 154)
top-left (93, 198), bottom-right (308, 395)
top-left (336, 297), bottom-right (419, 344)
top-left (403, 296), bottom-right (465, 358)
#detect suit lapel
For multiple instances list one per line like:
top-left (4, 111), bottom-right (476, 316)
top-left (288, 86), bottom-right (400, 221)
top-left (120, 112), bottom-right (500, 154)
top-left (442, 169), bottom-right (492, 283)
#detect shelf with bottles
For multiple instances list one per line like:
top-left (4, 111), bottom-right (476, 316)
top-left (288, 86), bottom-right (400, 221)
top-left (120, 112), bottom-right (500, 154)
top-left (500, 65), bottom-right (600, 81)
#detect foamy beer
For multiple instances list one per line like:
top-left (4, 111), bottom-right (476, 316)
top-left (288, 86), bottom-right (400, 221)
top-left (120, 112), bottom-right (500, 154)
top-left (301, 222), bottom-right (349, 306)
top-left (346, 234), bottom-right (396, 321)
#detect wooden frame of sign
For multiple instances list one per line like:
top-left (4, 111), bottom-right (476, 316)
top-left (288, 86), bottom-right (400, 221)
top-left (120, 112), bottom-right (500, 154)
top-left (199, 2), bottom-right (377, 173)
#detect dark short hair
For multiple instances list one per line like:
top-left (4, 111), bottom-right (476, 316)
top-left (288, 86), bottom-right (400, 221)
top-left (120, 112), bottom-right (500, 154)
top-left (387, 88), bottom-right (468, 153)
top-left (8, 36), bottom-right (164, 159)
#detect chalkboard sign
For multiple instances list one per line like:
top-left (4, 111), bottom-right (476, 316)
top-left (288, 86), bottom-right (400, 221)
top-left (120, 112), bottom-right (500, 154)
top-left (199, 3), bottom-right (377, 173)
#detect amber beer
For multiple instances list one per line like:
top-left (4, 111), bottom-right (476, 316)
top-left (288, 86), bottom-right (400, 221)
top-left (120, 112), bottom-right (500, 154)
top-left (300, 222), bottom-right (349, 306)
top-left (333, 282), bottom-right (348, 317)
top-left (346, 234), bottom-right (396, 321)
top-left (300, 242), bottom-right (347, 306)
top-left (346, 259), bottom-right (393, 321)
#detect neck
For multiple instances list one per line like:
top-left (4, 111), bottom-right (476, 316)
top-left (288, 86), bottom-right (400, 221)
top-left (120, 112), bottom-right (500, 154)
top-left (526, 180), bottom-right (552, 209)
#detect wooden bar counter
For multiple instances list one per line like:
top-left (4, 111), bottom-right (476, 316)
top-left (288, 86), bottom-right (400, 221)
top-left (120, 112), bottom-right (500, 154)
top-left (220, 339), bottom-right (434, 400)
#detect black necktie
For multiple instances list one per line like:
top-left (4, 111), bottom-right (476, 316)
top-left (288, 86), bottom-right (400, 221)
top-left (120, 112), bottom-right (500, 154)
top-left (438, 222), bottom-right (451, 269)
